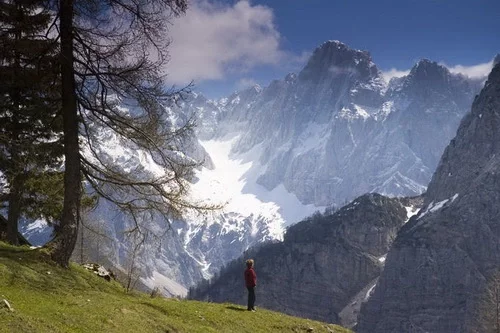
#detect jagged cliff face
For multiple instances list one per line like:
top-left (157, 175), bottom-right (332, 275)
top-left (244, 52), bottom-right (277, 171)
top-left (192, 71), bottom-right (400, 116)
top-left (357, 64), bottom-right (500, 333)
top-left (189, 193), bottom-right (422, 325)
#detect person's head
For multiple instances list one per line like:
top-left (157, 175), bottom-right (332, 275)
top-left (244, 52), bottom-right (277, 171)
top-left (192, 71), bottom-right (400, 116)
top-left (246, 259), bottom-right (254, 268)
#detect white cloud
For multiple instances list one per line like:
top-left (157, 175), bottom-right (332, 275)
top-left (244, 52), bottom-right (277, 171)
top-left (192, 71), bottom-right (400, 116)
top-left (444, 60), bottom-right (494, 79)
top-left (165, 0), bottom-right (285, 84)
top-left (381, 68), bottom-right (410, 82)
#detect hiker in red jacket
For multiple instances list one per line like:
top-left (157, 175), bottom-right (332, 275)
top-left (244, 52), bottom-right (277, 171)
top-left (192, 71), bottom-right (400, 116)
top-left (244, 259), bottom-right (257, 311)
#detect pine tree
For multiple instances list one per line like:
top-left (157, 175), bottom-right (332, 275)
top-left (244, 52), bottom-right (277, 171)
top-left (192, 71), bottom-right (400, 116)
top-left (0, 0), bottom-right (63, 245)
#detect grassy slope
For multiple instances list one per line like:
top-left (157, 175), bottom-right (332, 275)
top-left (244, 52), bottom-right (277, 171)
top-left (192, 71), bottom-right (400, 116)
top-left (0, 243), bottom-right (351, 333)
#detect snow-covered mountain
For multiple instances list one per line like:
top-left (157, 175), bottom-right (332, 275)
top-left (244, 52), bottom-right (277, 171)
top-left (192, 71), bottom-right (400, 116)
top-left (191, 41), bottom-right (481, 208)
top-left (123, 41), bottom-right (484, 294)
top-left (131, 41), bottom-right (481, 295)
top-left (19, 41), bottom-right (487, 297)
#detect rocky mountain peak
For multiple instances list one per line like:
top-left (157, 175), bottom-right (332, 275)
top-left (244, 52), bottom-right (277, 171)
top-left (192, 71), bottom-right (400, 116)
top-left (298, 40), bottom-right (379, 82)
top-left (493, 53), bottom-right (500, 66)
top-left (390, 58), bottom-right (477, 108)
top-left (408, 58), bottom-right (451, 82)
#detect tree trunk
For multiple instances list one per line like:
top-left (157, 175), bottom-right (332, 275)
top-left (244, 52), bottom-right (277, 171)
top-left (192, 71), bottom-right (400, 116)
top-left (49, 0), bottom-right (80, 267)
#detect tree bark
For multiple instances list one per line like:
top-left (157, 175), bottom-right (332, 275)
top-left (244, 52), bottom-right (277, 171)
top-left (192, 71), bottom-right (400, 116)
top-left (49, 0), bottom-right (80, 267)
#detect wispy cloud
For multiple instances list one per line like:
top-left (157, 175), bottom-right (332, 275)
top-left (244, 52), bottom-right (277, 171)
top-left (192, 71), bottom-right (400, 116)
top-left (165, 0), bottom-right (285, 85)
top-left (444, 60), bottom-right (494, 79)
top-left (381, 68), bottom-right (411, 82)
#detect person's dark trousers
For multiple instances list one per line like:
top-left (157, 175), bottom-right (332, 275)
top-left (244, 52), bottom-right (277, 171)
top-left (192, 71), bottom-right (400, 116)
top-left (247, 287), bottom-right (255, 310)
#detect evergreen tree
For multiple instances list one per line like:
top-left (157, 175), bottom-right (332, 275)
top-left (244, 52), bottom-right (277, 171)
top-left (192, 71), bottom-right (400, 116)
top-left (0, 0), bottom-right (63, 245)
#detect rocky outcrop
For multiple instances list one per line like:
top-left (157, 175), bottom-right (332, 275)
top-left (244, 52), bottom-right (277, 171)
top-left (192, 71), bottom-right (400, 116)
top-left (357, 63), bottom-right (500, 333)
top-left (189, 193), bottom-right (422, 324)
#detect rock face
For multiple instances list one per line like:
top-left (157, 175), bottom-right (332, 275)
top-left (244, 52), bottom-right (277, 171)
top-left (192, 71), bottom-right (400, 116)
top-left (357, 64), bottom-right (500, 333)
top-left (188, 193), bottom-right (422, 324)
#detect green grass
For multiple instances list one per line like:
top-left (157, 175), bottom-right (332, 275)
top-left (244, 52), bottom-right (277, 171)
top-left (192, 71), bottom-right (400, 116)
top-left (0, 243), bottom-right (351, 333)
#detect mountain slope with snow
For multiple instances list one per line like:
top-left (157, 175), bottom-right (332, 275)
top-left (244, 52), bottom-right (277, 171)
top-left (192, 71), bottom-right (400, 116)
top-left (191, 41), bottom-right (481, 208)
top-left (17, 40), bottom-right (485, 298)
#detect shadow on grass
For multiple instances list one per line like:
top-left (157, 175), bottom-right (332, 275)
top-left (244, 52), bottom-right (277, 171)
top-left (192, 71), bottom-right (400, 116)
top-left (225, 305), bottom-right (246, 312)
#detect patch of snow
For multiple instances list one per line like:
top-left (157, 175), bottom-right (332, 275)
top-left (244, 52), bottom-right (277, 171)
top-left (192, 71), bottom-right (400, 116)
top-left (191, 137), bottom-right (321, 230)
top-left (417, 193), bottom-right (458, 220)
top-left (353, 104), bottom-right (370, 119)
top-left (378, 101), bottom-right (395, 119)
top-left (404, 205), bottom-right (420, 223)
top-left (365, 283), bottom-right (377, 301)
top-left (339, 105), bottom-right (372, 120)
top-left (419, 199), bottom-right (447, 219)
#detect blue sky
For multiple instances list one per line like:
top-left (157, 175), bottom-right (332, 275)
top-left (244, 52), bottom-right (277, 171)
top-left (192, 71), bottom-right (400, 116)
top-left (165, 0), bottom-right (500, 98)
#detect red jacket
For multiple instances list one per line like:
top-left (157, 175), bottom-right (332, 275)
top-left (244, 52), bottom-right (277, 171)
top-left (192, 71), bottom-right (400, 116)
top-left (244, 267), bottom-right (257, 288)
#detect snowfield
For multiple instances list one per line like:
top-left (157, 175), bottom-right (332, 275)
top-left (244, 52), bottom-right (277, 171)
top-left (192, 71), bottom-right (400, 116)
top-left (190, 136), bottom-right (322, 232)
